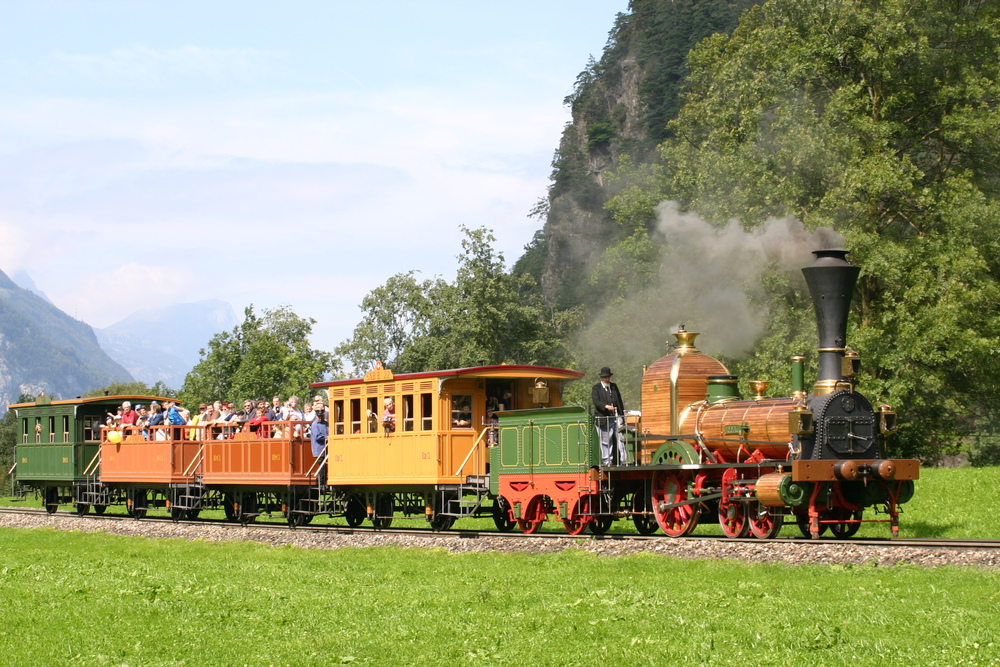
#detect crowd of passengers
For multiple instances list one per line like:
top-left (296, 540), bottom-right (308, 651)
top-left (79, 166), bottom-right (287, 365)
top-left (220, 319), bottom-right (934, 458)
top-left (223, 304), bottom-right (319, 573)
top-left (105, 395), bottom-right (329, 443)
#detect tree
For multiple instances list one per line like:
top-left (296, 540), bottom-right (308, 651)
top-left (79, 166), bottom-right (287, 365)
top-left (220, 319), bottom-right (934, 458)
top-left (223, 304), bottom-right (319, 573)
top-left (335, 271), bottom-right (445, 374)
top-left (180, 305), bottom-right (336, 407)
top-left (337, 227), bottom-right (579, 375)
top-left (83, 381), bottom-right (176, 398)
top-left (615, 0), bottom-right (1000, 458)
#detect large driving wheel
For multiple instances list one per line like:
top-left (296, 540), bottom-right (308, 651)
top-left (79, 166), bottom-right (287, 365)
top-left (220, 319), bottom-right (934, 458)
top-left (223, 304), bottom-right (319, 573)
top-left (748, 503), bottom-right (783, 539)
top-left (516, 496), bottom-right (545, 534)
top-left (828, 508), bottom-right (863, 538)
top-left (492, 496), bottom-right (516, 533)
top-left (652, 471), bottom-right (699, 537)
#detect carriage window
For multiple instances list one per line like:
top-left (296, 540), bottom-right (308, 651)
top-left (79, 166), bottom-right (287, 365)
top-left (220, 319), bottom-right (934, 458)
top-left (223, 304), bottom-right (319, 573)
top-left (421, 393), bottom-right (433, 431)
top-left (63, 416), bottom-right (70, 442)
top-left (333, 400), bottom-right (345, 435)
top-left (21, 419), bottom-right (28, 444)
top-left (83, 416), bottom-right (101, 442)
top-left (366, 398), bottom-right (379, 433)
top-left (350, 399), bottom-right (361, 434)
top-left (402, 395), bottom-right (414, 432)
top-left (451, 394), bottom-right (472, 429)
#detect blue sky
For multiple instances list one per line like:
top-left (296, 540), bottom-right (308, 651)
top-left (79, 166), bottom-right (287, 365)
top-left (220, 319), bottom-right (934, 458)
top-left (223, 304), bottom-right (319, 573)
top-left (0, 1), bottom-right (629, 353)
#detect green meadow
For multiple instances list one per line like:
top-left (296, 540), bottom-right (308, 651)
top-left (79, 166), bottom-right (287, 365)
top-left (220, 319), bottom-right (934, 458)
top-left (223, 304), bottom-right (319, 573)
top-left (1, 467), bottom-right (999, 665)
top-left (0, 528), bottom-right (998, 666)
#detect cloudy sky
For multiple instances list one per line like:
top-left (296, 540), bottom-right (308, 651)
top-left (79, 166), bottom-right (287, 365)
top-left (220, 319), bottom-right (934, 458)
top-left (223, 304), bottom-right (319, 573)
top-left (0, 1), bottom-right (629, 352)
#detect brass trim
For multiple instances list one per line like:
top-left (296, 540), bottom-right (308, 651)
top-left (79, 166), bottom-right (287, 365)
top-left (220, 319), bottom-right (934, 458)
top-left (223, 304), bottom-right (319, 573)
top-left (817, 347), bottom-right (846, 352)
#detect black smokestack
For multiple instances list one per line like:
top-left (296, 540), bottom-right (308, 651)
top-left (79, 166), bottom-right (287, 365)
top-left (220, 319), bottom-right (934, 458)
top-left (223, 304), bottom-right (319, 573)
top-left (802, 249), bottom-right (860, 394)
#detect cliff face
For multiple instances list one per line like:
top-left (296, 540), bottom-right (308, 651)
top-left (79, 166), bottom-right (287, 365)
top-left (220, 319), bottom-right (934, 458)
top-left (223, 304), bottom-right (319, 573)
top-left (0, 269), bottom-right (133, 408)
top-left (526, 0), bottom-right (754, 310)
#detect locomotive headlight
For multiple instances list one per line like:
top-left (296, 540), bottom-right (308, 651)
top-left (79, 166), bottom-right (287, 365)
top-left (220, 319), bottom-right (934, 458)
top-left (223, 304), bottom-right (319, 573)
top-left (842, 350), bottom-right (861, 378)
top-left (878, 404), bottom-right (898, 435)
top-left (788, 406), bottom-right (814, 435)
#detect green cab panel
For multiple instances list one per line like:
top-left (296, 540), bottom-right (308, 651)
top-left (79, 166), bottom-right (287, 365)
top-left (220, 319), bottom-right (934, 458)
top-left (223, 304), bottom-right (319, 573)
top-left (492, 406), bottom-right (597, 479)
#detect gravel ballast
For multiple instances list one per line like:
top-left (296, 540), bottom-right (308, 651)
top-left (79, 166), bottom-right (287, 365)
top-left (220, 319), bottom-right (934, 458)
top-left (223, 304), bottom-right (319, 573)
top-left (2, 512), bottom-right (997, 569)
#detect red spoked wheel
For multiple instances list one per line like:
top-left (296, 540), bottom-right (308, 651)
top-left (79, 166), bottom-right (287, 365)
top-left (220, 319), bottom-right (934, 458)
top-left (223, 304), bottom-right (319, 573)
top-left (718, 500), bottom-right (749, 538)
top-left (652, 471), bottom-right (700, 537)
top-left (718, 468), bottom-right (748, 539)
top-left (748, 502), bottom-right (783, 539)
top-left (516, 496), bottom-right (546, 534)
top-left (561, 496), bottom-right (594, 535)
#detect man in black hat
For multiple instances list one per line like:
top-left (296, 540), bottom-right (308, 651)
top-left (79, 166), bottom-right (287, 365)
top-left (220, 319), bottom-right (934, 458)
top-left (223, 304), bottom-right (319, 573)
top-left (592, 367), bottom-right (625, 466)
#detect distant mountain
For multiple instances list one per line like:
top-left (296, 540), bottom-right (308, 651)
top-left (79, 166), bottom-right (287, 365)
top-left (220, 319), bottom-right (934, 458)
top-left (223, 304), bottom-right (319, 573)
top-left (0, 269), bottom-right (133, 407)
top-left (95, 300), bottom-right (239, 390)
top-left (11, 271), bottom-right (53, 305)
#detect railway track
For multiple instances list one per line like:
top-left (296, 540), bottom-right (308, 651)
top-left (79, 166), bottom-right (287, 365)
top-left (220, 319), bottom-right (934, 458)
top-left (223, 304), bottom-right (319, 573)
top-left (2, 505), bottom-right (997, 552)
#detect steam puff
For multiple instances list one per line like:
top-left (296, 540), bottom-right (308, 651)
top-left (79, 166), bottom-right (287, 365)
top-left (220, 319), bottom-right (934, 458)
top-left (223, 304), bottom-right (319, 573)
top-left (575, 201), bottom-right (845, 382)
top-left (652, 201), bottom-right (844, 356)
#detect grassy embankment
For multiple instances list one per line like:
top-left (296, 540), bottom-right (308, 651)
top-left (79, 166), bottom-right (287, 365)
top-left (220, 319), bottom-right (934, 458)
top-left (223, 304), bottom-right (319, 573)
top-left (1, 468), bottom-right (999, 665)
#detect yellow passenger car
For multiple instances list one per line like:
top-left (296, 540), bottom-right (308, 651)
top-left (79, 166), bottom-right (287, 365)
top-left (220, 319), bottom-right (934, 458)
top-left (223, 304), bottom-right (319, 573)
top-left (312, 363), bottom-right (584, 529)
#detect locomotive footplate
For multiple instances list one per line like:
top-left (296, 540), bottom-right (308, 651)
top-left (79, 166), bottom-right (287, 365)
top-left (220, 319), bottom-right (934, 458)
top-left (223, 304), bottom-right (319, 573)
top-left (791, 459), bottom-right (919, 482)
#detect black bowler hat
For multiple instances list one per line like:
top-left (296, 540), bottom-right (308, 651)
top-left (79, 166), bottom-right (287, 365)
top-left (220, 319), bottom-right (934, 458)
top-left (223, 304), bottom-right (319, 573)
top-left (599, 367), bottom-right (613, 377)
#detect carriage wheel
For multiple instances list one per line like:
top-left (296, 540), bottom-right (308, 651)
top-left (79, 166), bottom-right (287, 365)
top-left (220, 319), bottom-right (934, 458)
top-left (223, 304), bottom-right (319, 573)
top-left (129, 490), bottom-right (148, 519)
top-left (44, 487), bottom-right (59, 514)
top-left (828, 508), bottom-right (863, 538)
top-left (718, 501), bottom-right (749, 539)
top-left (170, 506), bottom-right (186, 522)
top-left (516, 496), bottom-right (545, 534)
top-left (492, 496), bottom-right (516, 533)
top-left (561, 496), bottom-right (594, 536)
top-left (185, 509), bottom-right (200, 520)
top-left (345, 496), bottom-right (366, 527)
top-left (371, 493), bottom-right (394, 529)
top-left (223, 494), bottom-right (239, 522)
top-left (239, 493), bottom-right (258, 525)
top-left (652, 471), bottom-right (700, 537)
top-left (748, 503), bottom-right (783, 539)
top-left (93, 505), bottom-right (107, 516)
top-left (76, 503), bottom-right (90, 516)
top-left (430, 513), bottom-right (456, 531)
top-left (631, 492), bottom-right (658, 535)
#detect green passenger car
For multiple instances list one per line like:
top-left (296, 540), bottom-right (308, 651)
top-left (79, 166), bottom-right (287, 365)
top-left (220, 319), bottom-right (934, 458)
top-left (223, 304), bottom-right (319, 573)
top-left (8, 395), bottom-right (167, 512)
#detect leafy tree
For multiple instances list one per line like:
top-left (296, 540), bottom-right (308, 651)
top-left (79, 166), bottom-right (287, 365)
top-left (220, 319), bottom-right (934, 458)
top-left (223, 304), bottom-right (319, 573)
top-left (338, 227), bottom-right (579, 375)
top-left (83, 381), bottom-right (176, 399)
top-left (335, 271), bottom-right (445, 374)
top-left (615, 0), bottom-right (1000, 458)
top-left (180, 305), bottom-right (336, 407)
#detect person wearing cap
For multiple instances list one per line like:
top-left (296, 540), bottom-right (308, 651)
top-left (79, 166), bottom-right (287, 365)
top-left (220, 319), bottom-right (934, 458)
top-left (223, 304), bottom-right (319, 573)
top-left (592, 366), bottom-right (626, 467)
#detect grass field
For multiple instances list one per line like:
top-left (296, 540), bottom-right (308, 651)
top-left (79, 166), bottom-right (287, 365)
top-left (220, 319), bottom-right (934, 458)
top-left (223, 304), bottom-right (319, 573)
top-left (0, 527), bottom-right (998, 666)
top-left (1, 467), bottom-right (1000, 665)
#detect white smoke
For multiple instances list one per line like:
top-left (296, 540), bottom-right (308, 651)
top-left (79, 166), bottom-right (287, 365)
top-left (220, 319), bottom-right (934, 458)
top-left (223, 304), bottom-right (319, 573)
top-left (651, 201), bottom-right (844, 356)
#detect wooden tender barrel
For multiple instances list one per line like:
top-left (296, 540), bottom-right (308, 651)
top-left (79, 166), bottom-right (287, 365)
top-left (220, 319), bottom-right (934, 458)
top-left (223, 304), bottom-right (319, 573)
top-left (640, 330), bottom-right (729, 463)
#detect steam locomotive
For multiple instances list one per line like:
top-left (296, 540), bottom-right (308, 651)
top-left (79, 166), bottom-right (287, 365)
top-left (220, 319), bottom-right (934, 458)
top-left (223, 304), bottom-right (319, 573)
top-left (9, 250), bottom-right (917, 539)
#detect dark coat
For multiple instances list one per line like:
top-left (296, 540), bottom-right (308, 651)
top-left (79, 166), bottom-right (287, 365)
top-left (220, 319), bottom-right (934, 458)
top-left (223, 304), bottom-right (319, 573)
top-left (592, 381), bottom-right (624, 419)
